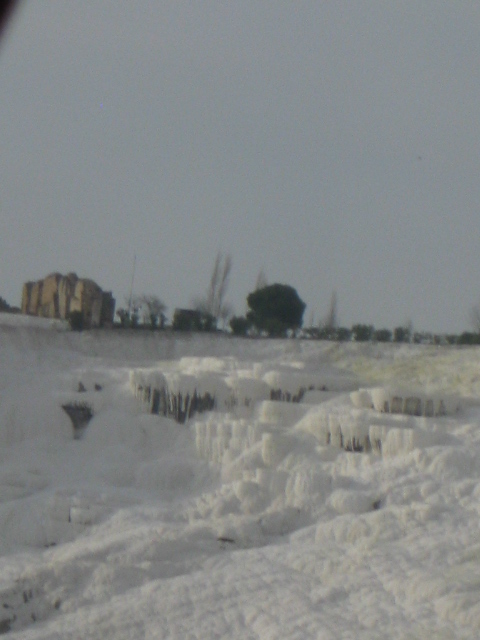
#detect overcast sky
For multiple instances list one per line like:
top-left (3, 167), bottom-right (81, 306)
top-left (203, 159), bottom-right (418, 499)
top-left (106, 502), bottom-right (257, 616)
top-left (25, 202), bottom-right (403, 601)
top-left (1, 1), bottom-right (480, 333)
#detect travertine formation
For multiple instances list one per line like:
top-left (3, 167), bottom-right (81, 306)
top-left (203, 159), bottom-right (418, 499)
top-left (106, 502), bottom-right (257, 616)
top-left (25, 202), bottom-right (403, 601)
top-left (21, 273), bottom-right (115, 328)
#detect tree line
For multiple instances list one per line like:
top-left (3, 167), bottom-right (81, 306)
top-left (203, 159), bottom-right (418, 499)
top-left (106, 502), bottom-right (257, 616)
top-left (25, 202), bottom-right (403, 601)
top-left (3, 251), bottom-right (480, 343)
top-left (106, 249), bottom-right (480, 343)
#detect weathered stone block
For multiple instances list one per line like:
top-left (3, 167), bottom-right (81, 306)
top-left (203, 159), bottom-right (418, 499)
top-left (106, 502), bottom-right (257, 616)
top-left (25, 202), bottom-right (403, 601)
top-left (20, 273), bottom-right (115, 327)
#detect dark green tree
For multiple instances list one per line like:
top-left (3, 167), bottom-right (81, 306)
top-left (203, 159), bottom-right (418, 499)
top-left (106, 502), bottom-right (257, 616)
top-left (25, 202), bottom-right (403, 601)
top-left (458, 332), bottom-right (480, 345)
top-left (374, 328), bottom-right (392, 342)
top-left (352, 324), bottom-right (374, 342)
top-left (336, 327), bottom-right (352, 342)
top-left (0, 297), bottom-right (12, 312)
top-left (317, 325), bottom-right (336, 340)
top-left (393, 325), bottom-right (411, 343)
top-left (172, 309), bottom-right (216, 332)
top-left (229, 315), bottom-right (251, 336)
top-left (246, 284), bottom-right (306, 337)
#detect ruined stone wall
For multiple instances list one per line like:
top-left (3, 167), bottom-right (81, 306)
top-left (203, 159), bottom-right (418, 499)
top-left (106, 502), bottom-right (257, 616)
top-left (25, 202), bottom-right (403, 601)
top-left (39, 273), bottom-right (61, 318)
top-left (21, 283), bottom-right (33, 314)
top-left (58, 273), bottom-right (78, 319)
top-left (25, 281), bottom-right (43, 315)
top-left (21, 273), bottom-right (115, 327)
top-left (100, 292), bottom-right (115, 328)
top-left (77, 280), bottom-right (104, 327)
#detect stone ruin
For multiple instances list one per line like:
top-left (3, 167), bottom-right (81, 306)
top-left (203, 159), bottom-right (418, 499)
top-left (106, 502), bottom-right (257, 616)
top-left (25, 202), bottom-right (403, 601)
top-left (21, 272), bottom-right (115, 328)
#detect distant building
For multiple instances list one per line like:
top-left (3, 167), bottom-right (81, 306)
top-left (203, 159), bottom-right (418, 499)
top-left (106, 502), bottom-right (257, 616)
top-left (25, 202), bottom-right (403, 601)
top-left (21, 272), bottom-right (115, 328)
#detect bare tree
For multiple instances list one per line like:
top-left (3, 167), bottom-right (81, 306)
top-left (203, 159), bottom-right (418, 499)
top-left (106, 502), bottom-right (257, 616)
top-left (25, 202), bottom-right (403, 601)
top-left (141, 295), bottom-right (167, 329)
top-left (470, 304), bottom-right (480, 333)
top-left (116, 295), bottom-right (142, 328)
top-left (130, 295), bottom-right (143, 328)
top-left (218, 302), bottom-right (234, 330)
top-left (322, 291), bottom-right (338, 330)
top-left (116, 307), bottom-right (129, 328)
top-left (196, 251), bottom-right (233, 324)
top-left (307, 308), bottom-right (315, 328)
top-left (255, 268), bottom-right (268, 291)
top-left (116, 294), bottom-right (141, 328)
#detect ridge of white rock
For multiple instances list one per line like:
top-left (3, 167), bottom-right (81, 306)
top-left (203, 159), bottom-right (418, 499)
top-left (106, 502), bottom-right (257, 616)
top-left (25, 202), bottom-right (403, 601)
top-left (1, 321), bottom-right (480, 638)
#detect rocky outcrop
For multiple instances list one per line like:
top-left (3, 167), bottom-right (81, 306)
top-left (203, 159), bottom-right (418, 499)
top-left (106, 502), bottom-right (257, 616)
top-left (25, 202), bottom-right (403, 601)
top-left (350, 387), bottom-right (460, 417)
top-left (21, 273), bottom-right (115, 328)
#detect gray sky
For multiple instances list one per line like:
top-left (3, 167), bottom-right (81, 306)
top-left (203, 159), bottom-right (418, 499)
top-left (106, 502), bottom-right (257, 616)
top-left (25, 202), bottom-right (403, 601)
top-left (1, 1), bottom-right (480, 333)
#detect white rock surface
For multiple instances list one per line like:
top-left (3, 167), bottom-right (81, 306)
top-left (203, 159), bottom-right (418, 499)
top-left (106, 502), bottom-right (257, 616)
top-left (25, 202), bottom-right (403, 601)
top-left (0, 320), bottom-right (480, 637)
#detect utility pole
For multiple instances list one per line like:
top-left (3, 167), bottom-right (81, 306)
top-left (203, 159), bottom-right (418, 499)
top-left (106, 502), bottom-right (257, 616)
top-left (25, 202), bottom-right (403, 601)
top-left (128, 254), bottom-right (136, 317)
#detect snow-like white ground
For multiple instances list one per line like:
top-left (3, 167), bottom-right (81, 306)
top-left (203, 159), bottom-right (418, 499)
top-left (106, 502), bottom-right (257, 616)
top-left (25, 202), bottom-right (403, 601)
top-left (1, 313), bottom-right (480, 638)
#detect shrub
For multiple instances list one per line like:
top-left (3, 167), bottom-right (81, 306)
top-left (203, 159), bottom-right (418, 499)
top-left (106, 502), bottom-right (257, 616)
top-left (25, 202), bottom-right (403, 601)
top-left (374, 328), bottom-right (392, 342)
top-left (0, 297), bottom-right (13, 312)
top-left (68, 311), bottom-right (84, 332)
top-left (458, 332), bottom-right (480, 345)
top-left (352, 324), bottom-right (374, 342)
top-left (229, 315), bottom-right (251, 336)
top-left (393, 326), bottom-right (411, 343)
top-left (172, 309), bottom-right (216, 332)
top-left (336, 327), bottom-right (352, 342)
